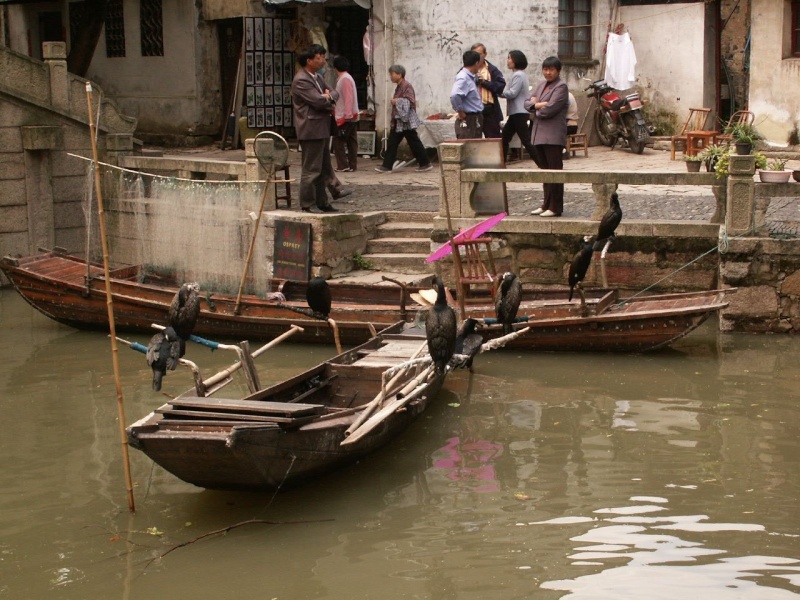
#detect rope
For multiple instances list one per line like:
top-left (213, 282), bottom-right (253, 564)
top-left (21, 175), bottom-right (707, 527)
top-left (66, 152), bottom-right (284, 185)
top-left (612, 223), bottom-right (751, 308)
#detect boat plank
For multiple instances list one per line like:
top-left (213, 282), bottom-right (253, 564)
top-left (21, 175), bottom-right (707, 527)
top-left (169, 397), bottom-right (324, 416)
top-left (157, 408), bottom-right (298, 423)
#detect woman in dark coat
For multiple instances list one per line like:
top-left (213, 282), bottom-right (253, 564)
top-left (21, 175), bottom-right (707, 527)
top-left (524, 56), bottom-right (569, 217)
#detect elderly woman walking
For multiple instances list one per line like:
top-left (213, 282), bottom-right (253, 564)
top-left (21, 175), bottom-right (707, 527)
top-left (525, 56), bottom-right (569, 217)
top-left (375, 65), bottom-right (433, 173)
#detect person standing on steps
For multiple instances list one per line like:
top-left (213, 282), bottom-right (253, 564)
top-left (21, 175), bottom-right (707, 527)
top-left (525, 56), bottom-right (569, 218)
top-left (292, 43), bottom-right (342, 213)
top-left (450, 50), bottom-right (484, 139)
top-left (501, 50), bottom-right (536, 162)
top-left (332, 55), bottom-right (360, 173)
top-left (471, 43), bottom-right (505, 139)
top-left (374, 64), bottom-right (433, 173)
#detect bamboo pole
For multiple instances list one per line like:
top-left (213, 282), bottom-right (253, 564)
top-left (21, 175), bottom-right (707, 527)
top-left (85, 82), bottom-right (135, 513)
top-left (234, 159), bottom-right (275, 315)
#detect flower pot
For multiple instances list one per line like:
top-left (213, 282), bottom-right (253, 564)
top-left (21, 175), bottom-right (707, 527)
top-left (793, 170), bottom-right (800, 182)
top-left (735, 142), bottom-right (752, 155)
top-left (758, 169), bottom-right (792, 183)
top-left (685, 160), bottom-right (702, 172)
top-left (704, 157), bottom-right (718, 173)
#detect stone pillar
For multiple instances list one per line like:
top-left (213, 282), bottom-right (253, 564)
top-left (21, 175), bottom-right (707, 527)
top-left (105, 133), bottom-right (134, 165)
top-left (590, 183), bottom-right (618, 220)
top-left (21, 127), bottom-right (63, 253)
top-left (245, 137), bottom-right (277, 211)
top-left (725, 154), bottom-right (755, 235)
top-left (710, 183), bottom-right (726, 224)
top-left (43, 42), bottom-right (69, 113)
top-left (438, 142), bottom-right (468, 218)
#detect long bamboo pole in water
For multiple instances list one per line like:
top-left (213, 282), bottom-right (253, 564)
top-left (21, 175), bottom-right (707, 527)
top-left (85, 82), bottom-right (135, 513)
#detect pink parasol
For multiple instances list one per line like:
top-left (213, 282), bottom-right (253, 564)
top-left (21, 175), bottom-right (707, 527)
top-left (425, 212), bottom-right (507, 263)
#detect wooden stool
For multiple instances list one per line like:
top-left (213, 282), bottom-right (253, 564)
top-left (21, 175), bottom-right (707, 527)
top-left (684, 130), bottom-right (718, 157)
top-left (566, 133), bottom-right (589, 157)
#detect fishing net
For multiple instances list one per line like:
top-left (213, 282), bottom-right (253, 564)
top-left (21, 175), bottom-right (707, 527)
top-left (80, 160), bottom-right (267, 294)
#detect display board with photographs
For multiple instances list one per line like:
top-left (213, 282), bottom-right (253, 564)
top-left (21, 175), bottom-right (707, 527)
top-left (244, 17), bottom-right (294, 130)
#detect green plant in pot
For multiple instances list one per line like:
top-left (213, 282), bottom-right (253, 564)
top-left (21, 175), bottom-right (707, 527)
top-left (730, 123), bottom-right (762, 155)
top-left (697, 143), bottom-right (727, 173)
top-left (683, 154), bottom-right (703, 172)
top-left (758, 157), bottom-right (790, 183)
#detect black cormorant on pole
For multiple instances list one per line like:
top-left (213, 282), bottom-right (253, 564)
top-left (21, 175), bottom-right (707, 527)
top-left (146, 326), bottom-right (181, 391)
top-left (594, 192), bottom-right (623, 287)
top-left (307, 277), bottom-right (342, 354)
top-left (425, 276), bottom-right (457, 375)
top-left (168, 282), bottom-right (201, 357)
top-left (569, 237), bottom-right (595, 314)
top-left (451, 317), bottom-right (483, 371)
top-left (495, 272), bottom-right (522, 335)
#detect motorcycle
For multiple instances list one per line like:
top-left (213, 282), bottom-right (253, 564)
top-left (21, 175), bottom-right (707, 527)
top-left (585, 79), bottom-right (650, 154)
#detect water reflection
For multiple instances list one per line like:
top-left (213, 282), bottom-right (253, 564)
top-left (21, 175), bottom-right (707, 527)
top-left (1, 289), bottom-right (799, 598)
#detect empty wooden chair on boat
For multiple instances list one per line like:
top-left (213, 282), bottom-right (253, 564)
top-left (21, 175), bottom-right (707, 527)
top-left (670, 108), bottom-right (712, 160)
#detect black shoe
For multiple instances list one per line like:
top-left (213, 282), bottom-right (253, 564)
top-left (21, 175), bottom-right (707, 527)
top-left (319, 205), bottom-right (339, 213)
top-left (301, 207), bottom-right (314, 213)
top-left (332, 188), bottom-right (353, 200)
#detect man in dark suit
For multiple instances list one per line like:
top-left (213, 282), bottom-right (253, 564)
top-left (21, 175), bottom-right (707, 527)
top-left (292, 44), bottom-right (350, 213)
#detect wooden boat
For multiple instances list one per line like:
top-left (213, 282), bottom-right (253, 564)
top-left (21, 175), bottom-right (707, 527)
top-left (126, 322), bottom-right (447, 491)
top-left (1, 248), bottom-right (731, 352)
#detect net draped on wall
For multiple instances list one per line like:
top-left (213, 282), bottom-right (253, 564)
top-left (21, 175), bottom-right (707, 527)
top-left (81, 162), bottom-right (268, 295)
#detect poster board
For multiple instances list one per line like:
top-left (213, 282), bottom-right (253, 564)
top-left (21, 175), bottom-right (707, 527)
top-left (273, 220), bottom-right (311, 281)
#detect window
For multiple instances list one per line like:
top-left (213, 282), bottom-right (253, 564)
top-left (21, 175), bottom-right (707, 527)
top-left (140, 0), bottom-right (164, 57)
top-left (559, 0), bottom-right (592, 59)
top-left (793, 0), bottom-right (800, 56)
top-left (104, 0), bottom-right (126, 58)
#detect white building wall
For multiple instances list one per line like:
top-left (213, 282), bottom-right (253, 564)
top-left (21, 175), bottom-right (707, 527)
top-left (748, 0), bottom-right (800, 146)
top-left (619, 4), bottom-right (708, 128)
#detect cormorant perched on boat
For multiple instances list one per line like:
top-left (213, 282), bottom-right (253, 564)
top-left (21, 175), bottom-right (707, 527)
top-left (306, 277), bottom-right (332, 318)
top-left (451, 318), bottom-right (483, 370)
top-left (168, 282), bottom-right (200, 356)
top-left (568, 236), bottom-right (595, 309)
top-left (425, 276), bottom-right (457, 375)
top-left (146, 326), bottom-right (181, 391)
top-left (594, 192), bottom-right (623, 250)
top-left (495, 272), bottom-right (522, 335)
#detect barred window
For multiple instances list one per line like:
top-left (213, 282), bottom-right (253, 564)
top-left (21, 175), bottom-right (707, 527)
top-left (559, 0), bottom-right (592, 59)
top-left (104, 0), bottom-right (126, 58)
top-left (140, 0), bottom-right (164, 57)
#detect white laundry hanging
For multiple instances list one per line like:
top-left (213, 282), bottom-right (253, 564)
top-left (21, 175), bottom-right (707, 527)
top-left (605, 32), bottom-right (637, 91)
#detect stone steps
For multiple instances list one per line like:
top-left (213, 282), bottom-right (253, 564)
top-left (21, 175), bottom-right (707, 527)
top-left (361, 215), bottom-right (434, 275)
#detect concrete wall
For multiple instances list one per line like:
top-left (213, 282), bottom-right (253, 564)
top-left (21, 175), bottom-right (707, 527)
top-left (748, 0), bottom-right (800, 146)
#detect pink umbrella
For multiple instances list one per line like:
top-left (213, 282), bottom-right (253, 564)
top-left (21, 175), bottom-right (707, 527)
top-left (426, 212), bottom-right (507, 263)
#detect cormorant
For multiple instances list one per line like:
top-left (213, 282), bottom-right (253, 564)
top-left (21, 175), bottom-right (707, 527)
top-left (451, 318), bottom-right (483, 370)
top-left (594, 191), bottom-right (623, 250)
top-left (425, 276), bottom-right (457, 375)
top-left (495, 272), bottom-right (522, 335)
top-left (168, 282), bottom-right (200, 356)
top-left (306, 277), bottom-right (332, 318)
top-left (146, 326), bottom-right (181, 391)
top-left (568, 236), bottom-right (595, 308)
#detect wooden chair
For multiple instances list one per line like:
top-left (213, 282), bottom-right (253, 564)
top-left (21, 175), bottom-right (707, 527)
top-left (670, 108), bottom-right (712, 160)
top-left (566, 133), bottom-right (589, 157)
top-left (717, 110), bottom-right (755, 145)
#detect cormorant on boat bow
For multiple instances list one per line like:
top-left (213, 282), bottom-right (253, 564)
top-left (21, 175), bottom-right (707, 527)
top-left (425, 276), bottom-right (457, 374)
top-left (146, 326), bottom-right (181, 391)
top-left (168, 282), bottom-right (200, 356)
top-left (495, 272), bottom-right (522, 335)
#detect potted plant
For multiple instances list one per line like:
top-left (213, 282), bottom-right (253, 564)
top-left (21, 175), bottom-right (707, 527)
top-left (729, 123), bottom-right (762, 155)
top-left (758, 158), bottom-right (791, 182)
top-left (712, 149), bottom-right (766, 179)
top-left (697, 143), bottom-right (727, 173)
top-left (683, 154), bottom-right (703, 172)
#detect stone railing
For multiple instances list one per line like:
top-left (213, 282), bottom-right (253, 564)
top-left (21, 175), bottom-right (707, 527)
top-left (437, 141), bottom-right (771, 236)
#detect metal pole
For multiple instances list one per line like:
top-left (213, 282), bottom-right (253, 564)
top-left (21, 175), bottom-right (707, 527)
top-left (85, 82), bottom-right (135, 513)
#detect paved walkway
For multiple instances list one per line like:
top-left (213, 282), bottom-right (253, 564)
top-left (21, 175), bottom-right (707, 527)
top-left (163, 142), bottom-right (800, 226)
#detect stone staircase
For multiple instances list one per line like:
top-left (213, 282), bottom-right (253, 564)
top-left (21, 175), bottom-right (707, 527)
top-left (362, 212), bottom-right (435, 275)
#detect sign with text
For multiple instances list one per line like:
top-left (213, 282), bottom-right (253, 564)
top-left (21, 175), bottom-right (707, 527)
top-left (273, 220), bottom-right (311, 281)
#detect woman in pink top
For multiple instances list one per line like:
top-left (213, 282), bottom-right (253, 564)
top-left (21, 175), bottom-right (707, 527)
top-left (332, 56), bottom-right (360, 172)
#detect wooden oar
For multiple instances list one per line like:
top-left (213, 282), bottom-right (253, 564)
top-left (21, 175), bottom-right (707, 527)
top-left (344, 339), bottom-right (429, 437)
top-left (341, 364), bottom-right (435, 446)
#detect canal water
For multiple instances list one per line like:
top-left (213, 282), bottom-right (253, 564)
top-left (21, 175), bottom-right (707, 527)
top-left (1, 288), bottom-right (799, 599)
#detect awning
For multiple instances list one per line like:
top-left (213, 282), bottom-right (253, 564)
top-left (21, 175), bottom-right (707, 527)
top-left (265, 0), bottom-right (371, 7)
